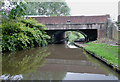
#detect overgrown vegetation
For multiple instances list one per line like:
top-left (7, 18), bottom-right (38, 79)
top-left (1, 0), bottom-right (50, 52)
top-left (2, 18), bottom-right (50, 52)
top-left (84, 42), bottom-right (119, 68)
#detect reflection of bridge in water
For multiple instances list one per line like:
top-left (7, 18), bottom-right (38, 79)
top-left (39, 59), bottom-right (108, 75)
top-left (36, 44), bottom-right (113, 76)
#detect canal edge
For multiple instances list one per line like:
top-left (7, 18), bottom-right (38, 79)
top-left (73, 43), bottom-right (120, 73)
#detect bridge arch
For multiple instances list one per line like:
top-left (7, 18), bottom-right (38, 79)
top-left (45, 29), bottom-right (97, 44)
top-left (75, 30), bottom-right (88, 41)
top-left (64, 30), bottom-right (88, 42)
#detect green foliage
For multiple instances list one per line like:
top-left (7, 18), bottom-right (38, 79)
top-left (8, 2), bottom-right (26, 19)
top-left (66, 31), bottom-right (85, 43)
top-left (2, 21), bottom-right (23, 35)
top-left (67, 32), bottom-right (78, 43)
top-left (84, 42), bottom-right (119, 67)
top-left (0, 1), bottom-right (26, 19)
top-left (0, 1), bottom-right (2, 11)
top-left (21, 18), bottom-right (47, 30)
top-left (118, 22), bottom-right (120, 27)
top-left (2, 17), bottom-right (50, 52)
top-left (25, 2), bottom-right (70, 16)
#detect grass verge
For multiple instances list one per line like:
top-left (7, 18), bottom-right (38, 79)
top-left (84, 42), bottom-right (119, 68)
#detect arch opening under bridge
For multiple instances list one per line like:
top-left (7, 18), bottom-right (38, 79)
top-left (45, 29), bottom-right (97, 44)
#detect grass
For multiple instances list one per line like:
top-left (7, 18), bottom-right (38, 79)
top-left (84, 42), bottom-right (119, 67)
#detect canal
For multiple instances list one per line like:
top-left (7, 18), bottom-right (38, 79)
top-left (1, 44), bottom-right (119, 80)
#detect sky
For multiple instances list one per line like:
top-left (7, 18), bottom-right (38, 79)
top-left (65, 0), bottom-right (119, 21)
top-left (1, 0), bottom-right (119, 21)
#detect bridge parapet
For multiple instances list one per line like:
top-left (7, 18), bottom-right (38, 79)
top-left (45, 23), bottom-right (105, 30)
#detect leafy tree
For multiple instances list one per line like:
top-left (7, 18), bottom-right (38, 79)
top-left (25, 2), bottom-right (70, 16)
top-left (0, 1), bottom-right (2, 14)
top-left (0, 0), bottom-right (26, 19)
top-left (8, 2), bottom-right (26, 19)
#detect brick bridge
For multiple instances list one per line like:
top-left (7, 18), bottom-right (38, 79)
top-left (26, 15), bottom-right (112, 43)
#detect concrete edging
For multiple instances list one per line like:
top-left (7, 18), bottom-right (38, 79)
top-left (74, 43), bottom-right (120, 73)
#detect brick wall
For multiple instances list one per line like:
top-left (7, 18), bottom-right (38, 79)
top-left (97, 29), bottom-right (105, 39)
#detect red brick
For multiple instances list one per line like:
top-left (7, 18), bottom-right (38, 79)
top-left (26, 15), bottom-right (110, 24)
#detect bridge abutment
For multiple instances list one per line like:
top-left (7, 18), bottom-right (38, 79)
top-left (97, 29), bottom-right (106, 39)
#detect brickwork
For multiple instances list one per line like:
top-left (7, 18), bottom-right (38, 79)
top-left (25, 15), bottom-right (110, 39)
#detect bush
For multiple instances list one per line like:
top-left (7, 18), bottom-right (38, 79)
top-left (21, 18), bottom-right (47, 30)
top-left (2, 17), bottom-right (50, 52)
top-left (2, 21), bottom-right (23, 35)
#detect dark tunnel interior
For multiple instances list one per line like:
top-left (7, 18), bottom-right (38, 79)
top-left (45, 29), bottom-right (97, 44)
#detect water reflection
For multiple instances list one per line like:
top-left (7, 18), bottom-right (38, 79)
top-left (1, 44), bottom-right (119, 80)
top-left (23, 72), bottom-right (66, 80)
top-left (64, 72), bottom-right (118, 80)
top-left (83, 50), bottom-right (119, 79)
top-left (2, 47), bottom-right (50, 80)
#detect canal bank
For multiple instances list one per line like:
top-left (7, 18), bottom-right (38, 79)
top-left (74, 42), bottom-right (120, 72)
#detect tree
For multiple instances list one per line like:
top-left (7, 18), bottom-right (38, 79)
top-left (1, 0), bottom-right (51, 52)
top-left (25, 2), bottom-right (70, 16)
top-left (0, 0), bottom-right (26, 19)
top-left (0, 1), bottom-right (2, 14)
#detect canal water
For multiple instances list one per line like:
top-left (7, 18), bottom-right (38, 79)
top-left (1, 44), bottom-right (119, 80)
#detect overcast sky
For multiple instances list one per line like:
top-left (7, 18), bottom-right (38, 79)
top-left (65, 0), bottom-right (119, 21)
